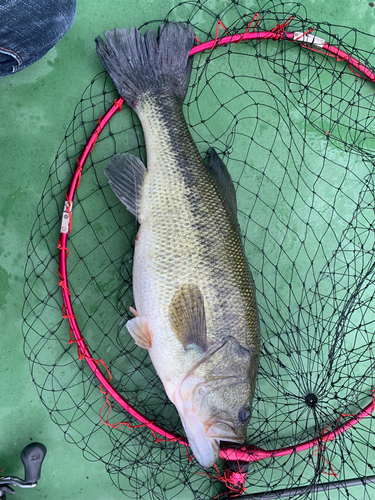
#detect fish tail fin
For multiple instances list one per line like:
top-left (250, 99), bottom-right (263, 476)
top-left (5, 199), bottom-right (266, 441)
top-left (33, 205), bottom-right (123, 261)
top-left (95, 22), bottom-right (195, 108)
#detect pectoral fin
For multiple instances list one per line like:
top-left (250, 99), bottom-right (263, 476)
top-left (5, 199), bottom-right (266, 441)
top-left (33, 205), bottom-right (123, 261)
top-left (105, 153), bottom-right (146, 220)
top-left (169, 284), bottom-right (207, 352)
top-left (126, 316), bottom-right (153, 349)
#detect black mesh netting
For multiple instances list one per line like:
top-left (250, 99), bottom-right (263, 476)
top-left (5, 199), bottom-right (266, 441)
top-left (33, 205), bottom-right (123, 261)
top-left (22, 0), bottom-right (375, 498)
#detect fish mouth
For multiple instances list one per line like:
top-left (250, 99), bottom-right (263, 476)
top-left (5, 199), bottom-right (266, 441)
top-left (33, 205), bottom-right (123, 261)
top-left (172, 339), bottom-right (249, 468)
top-left (178, 410), bottom-right (244, 468)
top-left (205, 419), bottom-right (245, 443)
top-left (174, 375), bottom-right (220, 468)
top-left (177, 408), bottom-right (220, 469)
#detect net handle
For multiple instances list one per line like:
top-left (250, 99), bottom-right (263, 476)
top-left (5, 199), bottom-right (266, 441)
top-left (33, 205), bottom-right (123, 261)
top-left (58, 27), bottom-right (375, 462)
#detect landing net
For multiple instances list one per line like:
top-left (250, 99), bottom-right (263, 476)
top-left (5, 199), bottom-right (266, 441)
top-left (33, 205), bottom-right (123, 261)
top-left (23, 0), bottom-right (375, 498)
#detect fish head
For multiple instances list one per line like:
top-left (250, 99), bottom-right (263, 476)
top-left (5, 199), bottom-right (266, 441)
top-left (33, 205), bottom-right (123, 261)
top-left (174, 336), bottom-right (258, 468)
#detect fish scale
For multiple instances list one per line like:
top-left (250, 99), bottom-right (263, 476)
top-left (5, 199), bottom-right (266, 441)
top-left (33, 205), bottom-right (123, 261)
top-left (138, 100), bottom-right (246, 326)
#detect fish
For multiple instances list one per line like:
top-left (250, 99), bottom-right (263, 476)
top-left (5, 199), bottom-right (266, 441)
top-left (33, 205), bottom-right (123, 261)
top-left (95, 22), bottom-right (260, 469)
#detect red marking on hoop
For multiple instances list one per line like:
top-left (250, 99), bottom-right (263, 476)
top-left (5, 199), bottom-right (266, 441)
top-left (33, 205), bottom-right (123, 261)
top-left (249, 13), bottom-right (261, 32)
top-left (223, 468), bottom-right (248, 496)
top-left (70, 335), bottom-right (95, 361)
top-left (311, 390), bottom-right (375, 477)
top-left (57, 238), bottom-right (70, 258)
top-left (90, 118), bottom-right (102, 154)
top-left (235, 14), bottom-right (261, 43)
top-left (62, 304), bottom-right (76, 323)
top-left (58, 269), bottom-right (71, 296)
top-left (298, 43), bottom-right (375, 81)
top-left (99, 392), bottom-right (151, 429)
top-left (147, 427), bottom-right (185, 446)
top-left (299, 44), bottom-right (345, 61)
top-left (114, 98), bottom-right (123, 111)
top-left (97, 359), bottom-right (153, 430)
top-left (68, 326), bottom-right (79, 343)
top-left (98, 371), bottom-right (188, 437)
top-left (312, 445), bottom-right (338, 478)
top-left (323, 389), bottom-right (375, 444)
top-left (266, 14), bottom-right (295, 41)
top-left (68, 327), bottom-right (88, 360)
top-left (75, 159), bottom-right (84, 188)
top-left (276, 14), bottom-right (295, 31)
top-left (185, 447), bottom-right (194, 461)
top-left (311, 427), bottom-right (337, 477)
top-left (211, 20), bottom-right (231, 49)
top-left (347, 62), bottom-right (367, 79)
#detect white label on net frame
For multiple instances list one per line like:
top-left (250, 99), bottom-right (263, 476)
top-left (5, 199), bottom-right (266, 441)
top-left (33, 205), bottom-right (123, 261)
top-left (60, 201), bottom-right (73, 234)
top-left (293, 32), bottom-right (326, 48)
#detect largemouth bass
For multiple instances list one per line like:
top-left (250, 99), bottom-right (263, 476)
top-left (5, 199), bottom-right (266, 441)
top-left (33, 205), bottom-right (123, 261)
top-left (96, 22), bottom-right (260, 469)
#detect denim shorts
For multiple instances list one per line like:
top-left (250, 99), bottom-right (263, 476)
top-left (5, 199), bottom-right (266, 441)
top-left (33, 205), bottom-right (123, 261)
top-left (0, 0), bottom-right (76, 77)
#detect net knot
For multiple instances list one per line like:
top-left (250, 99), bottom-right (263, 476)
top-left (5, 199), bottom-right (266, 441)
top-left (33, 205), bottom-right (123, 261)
top-left (202, 464), bottom-right (248, 498)
top-left (223, 468), bottom-right (248, 496)
top-left (269, 14), bottom-right (295, 40)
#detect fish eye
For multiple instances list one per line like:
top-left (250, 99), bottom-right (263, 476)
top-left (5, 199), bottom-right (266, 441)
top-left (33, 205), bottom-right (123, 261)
top-left (238, 406), bottom-right (251, 422)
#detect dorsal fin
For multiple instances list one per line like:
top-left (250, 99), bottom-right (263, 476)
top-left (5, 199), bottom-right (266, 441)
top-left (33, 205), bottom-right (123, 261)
top-left (205, 149), bottom-right (238, 221)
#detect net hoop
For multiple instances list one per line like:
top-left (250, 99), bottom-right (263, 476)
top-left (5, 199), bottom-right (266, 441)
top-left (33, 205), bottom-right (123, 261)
top-left (57, 27), bottom-right (375, 465)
